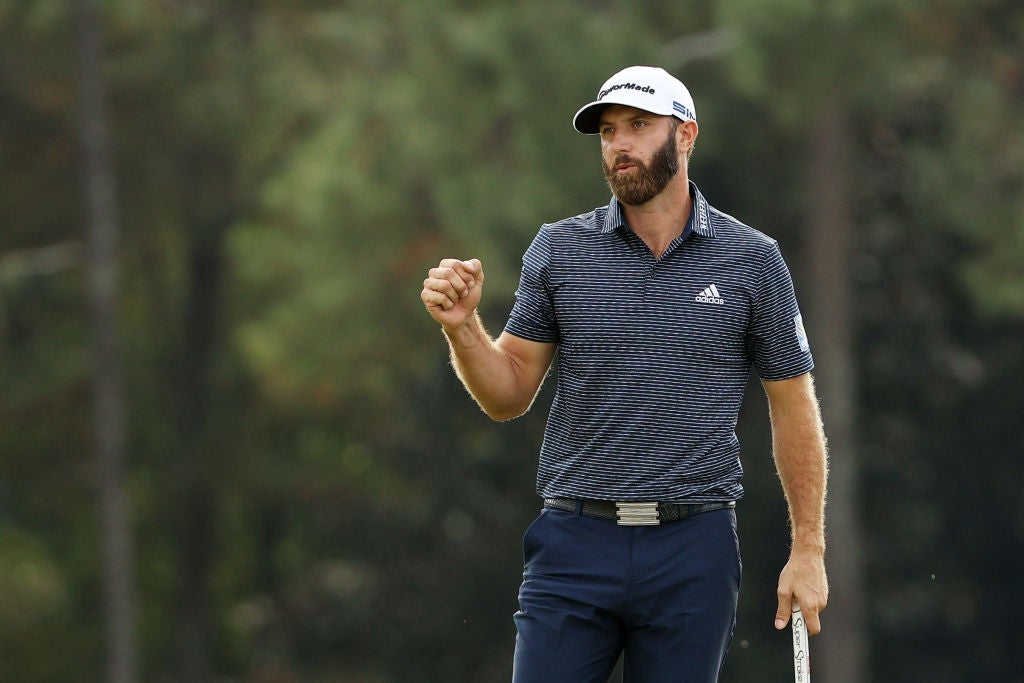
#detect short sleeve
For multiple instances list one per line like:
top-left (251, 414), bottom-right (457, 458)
top-left (504, 227), bottom-right (560, 343)
top-left (747, 241), bottom-right (815, 380)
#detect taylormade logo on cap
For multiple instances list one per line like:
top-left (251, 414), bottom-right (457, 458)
top-left (573, 65), bottom-right (697, 135)
top-left (598, 82), bottom-right (656, 100)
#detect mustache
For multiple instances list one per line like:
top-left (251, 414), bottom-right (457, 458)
top-left (604, 154), bottom-right (644, 177)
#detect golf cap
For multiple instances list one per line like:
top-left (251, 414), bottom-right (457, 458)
top-left (572, 65), bottom-right (697, 134)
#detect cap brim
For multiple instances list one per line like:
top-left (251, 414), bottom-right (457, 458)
top-left (572, 101), bottom-right (609, 134)
top-left (572, 97), bottom-right (683, 135)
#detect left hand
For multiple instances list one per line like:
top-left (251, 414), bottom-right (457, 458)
top-left (774, 549), bottom-right (828, 635)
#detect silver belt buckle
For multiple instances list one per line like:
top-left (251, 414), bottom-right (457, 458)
top-left (615, 502), bottom-right (660, 526)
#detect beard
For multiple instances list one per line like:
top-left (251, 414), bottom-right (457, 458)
top-left (602, 127), bottom-right (680, 206)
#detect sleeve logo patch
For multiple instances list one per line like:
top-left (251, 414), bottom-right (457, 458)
top-left (794, 313), bottom-right (810, 353)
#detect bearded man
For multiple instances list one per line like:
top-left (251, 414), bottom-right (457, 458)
top-left (420, 66), bottom-right (829, 683)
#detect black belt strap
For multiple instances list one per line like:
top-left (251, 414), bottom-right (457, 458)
top-left (544, 497), bottom-right (735, 524)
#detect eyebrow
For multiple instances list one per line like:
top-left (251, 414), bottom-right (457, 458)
top-left (598, 114), bottom-right (651, 128)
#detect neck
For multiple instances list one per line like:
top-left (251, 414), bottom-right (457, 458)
top-left (620, 171), bottom-right (692, 258)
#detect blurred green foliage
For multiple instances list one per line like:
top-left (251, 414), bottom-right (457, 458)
top-left (1, 0), bottom-right (1022, 681)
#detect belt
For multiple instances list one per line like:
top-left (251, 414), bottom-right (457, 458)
top-left (543, 497), bottom-right (736, 526)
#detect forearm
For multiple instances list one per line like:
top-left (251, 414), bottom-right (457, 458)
top-left (764, 373), bottom-right (830, 632)
top-left (768, 377), bottom-right (828, 553)
top-left (444, 313), bottom-right (536, 421)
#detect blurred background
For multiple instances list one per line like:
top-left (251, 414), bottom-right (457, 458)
top-left (1, 0), bottom-right (1022, 681)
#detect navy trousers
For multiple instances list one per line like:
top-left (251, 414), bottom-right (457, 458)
top-left (512, 503), bottom-right (741, 683)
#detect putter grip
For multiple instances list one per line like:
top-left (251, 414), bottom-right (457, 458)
top-left (792, 602), bottom-right (810, 683)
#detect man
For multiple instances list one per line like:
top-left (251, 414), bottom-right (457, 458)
top-left (420, 65), bottom-right (828, 682)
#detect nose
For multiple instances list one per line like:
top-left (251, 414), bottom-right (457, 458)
top-left (605, 128), bottom-right (631, 154)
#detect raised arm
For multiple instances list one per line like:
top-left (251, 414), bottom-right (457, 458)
top-left (421, 258), bottom-right (556, 421)
top-left (762, 372), bottom-right (829, 635)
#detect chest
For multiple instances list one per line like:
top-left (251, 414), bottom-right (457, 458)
top-left (549, 239), bottom-right (755, 360)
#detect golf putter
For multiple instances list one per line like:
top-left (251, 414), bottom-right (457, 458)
top-left (791, 601), bottom-right (810, 682)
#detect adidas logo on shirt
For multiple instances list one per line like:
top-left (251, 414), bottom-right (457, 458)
top-left (695, 284), bottom-right (725, 305)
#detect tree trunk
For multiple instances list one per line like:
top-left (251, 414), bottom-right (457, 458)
top-left (176, 484), bottom-right (216, 683)
top-left (174, 204), bottom-right (232, 681)
top-left (75, 1), bottom-right (138, 682)
top-left (804, 102), bottom-right (869, 682)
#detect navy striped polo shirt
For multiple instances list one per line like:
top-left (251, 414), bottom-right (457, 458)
top-left (504, 182), bottom-right (814, 503)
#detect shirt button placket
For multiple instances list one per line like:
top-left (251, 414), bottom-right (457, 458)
top-left (642, 260), bottom-right (656, 302)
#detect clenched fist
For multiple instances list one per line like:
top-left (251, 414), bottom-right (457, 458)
top-left (421, 258), bottom-right (485, 332)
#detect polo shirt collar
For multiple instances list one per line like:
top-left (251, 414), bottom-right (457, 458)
top-left (601, 181), bottom-right (716, 238)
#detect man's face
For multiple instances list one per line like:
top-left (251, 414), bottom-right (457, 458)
top-left (599, 106), bottom-right (680, 206)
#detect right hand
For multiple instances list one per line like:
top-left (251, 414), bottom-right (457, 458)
top-left (421, 258), bottom-right (484, 331)
top-left (775, 548), bottom-right (828, 635)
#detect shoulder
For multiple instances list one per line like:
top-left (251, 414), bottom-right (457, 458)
top-left (540, 205), bottom-right (606, 237)
top-left (707, 204), bottom-right (778, 252)
top-left (692, 182), bottom-right (779, 256)
top-left (520, 206), bottom-right (604, 264)
top-left (697, 199), bottom-right (791, 290)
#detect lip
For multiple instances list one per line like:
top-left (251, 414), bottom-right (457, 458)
top-left (615, 163), bottom-right (637, 173)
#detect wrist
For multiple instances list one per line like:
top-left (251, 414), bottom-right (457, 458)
top-left (790, 538), bottom-right (826, 556)
top-left (442, 312), bottom-right (482, 344)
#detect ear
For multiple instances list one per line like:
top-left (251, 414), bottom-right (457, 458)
top-left (677, 120), bottom-right (698, 153)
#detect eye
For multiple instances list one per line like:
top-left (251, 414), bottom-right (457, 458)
top-left (632, 120), bottom-right (648, 129)
top-left (600, 126), bottom-right (614, 137)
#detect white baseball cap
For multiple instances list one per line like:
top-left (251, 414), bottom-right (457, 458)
top-left (572, 65), bottom-right (697, 134)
